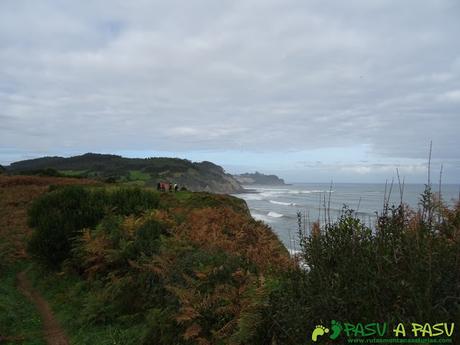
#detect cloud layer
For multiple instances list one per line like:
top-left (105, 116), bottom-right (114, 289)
top-left (1, 0), bottom-right (459, 181)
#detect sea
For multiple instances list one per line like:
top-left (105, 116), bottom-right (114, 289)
top-left (234, 183), bottom-right (460, 252)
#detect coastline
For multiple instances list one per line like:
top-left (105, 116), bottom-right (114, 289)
top-left (234, 183), bottom-right (460, 253)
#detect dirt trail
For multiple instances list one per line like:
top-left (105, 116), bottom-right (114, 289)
top-left (16, 271), bottom-right (70, 345)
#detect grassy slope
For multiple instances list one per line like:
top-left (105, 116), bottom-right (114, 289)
top-left (27, 267), bottom-right (145, 345)
top-left (0, 175), bottom-right (288, 344)
top-left (0, 262), bottom-right (46, 345)
top-left (24, 187), bottom-right (287, 344)
top-left (0, 176), bottom-right (98, 344)
top-left (3, 174), bottom-right (458, 345)
top-left (0, 177), bottom-right (44, 344)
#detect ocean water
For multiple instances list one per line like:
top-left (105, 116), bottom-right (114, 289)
top-left (234, 183), bottom-right (460, 252)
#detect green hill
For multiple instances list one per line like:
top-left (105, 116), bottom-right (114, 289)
top-left (6, 153), bottom-right (243, 193)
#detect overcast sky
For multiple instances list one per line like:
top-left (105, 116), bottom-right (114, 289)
top-left (1, 0), bottom-right (459, 183)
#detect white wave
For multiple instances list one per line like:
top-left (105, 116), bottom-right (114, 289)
top-left (288, 189), bottom-right (335, 194)
top-left (267, 211), bottom-right (284, 218)
top-left (259, 192), bottom-right (274, 197)
top-left (255, 187), bottom-right (290, 192)
top-left (269, 200), bottom-right (296, 206)
top-left (252, 213), bottom-right (273, 222)
top-left (259, 191), bottom-right (288, 197)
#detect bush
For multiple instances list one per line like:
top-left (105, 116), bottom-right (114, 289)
top-left (266, 198), bottom-right (460, 344)
top-left (109, 188), bottom-right (159, 216)
top-left (28, 186), bottom-right (105, 267)
top-left (27, 186), bottom-right (160, 268)
top-left (142, 308), bottom-right (185, 345)
top-left (134, 219), bottom-right (166, 256)
top-left (19, 168), bottom-right (63, 177)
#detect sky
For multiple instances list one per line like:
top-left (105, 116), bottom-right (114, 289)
top-left (1, 0), bottom-right (459, 183)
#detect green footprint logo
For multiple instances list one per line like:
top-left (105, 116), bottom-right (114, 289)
top-left (329, 320), bottom-right (342, 340)
top-left (311, 325), bottom-right (329, 342)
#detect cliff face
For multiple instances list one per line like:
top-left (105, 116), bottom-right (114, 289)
top-left (233, 171), bottom-right (286, 185)
top-left (6, 153), bottom-right (244, 194)
top-left (160, 161), bottom-right (244, 193)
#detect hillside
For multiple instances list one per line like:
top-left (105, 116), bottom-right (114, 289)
top-left (6, 153), bottom-right (243, 194)
top-left (1, 174), bottom-right (459, 344)
top-left (0, 175), bottom-right (291, 344)
top-left (233, 171), bottom-right (286, 185)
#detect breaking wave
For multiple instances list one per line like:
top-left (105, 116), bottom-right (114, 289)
top-left (252, 213), bottom-right (273, 222)
top-left (269, 200), bottom-right (297, 206)
top-left (267, 211), bottom-right (284, 218)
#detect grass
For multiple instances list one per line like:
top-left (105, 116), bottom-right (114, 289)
top-left (128, 170), bottom-right (151, 181)
top-left (158, 190), bottom-right (249, 214)
top-left (119, 180), bottom-right (147, 187)
top-left (0, 175), bottom-right (99, 344)
top-left (0, 261), bottom-right (46, 345)
top-left (27, 267), bottom-right (145, 345)
top-left (58, 170), bottom-right (88, 178)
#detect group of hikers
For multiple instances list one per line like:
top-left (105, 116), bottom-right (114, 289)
top-left (157, 181), bottom-right (180, 192)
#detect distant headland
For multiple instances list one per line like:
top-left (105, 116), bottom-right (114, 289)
top-left (233, 171), bottom-right (286, 185)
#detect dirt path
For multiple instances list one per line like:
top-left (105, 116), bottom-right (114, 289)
top-left (16, 271), bottom-right (70, 345)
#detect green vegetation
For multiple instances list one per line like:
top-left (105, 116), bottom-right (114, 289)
top-left (259, 190), bottom-right (460, 344)
top-left (128, 170), bottom-right (151, 181)
top-left (5, 153), bottom-right (243, 193)
top-left (59, 170), bottom-right (88, 178)
top-left (27, 266), bottom-right (146, 345)
top-left (18, 167), bottom-right (64, 177)
top-left (2, 174), bottom-right (458, 344)
top-left (0, 175), bottom-right (100, 344)
top-left (0, 260), bottom-right (46, 345)
top-left (233, 171), bottom-right (286, 185)
top-left (303, 191), bottom-right (460, 322)
top-left (24, 183), bottom-right (289, 344)
top-left (0, 232), bottom-right (44, 344)
top-left (158, 190), bottom-right (249, 214)
top-left (27, 186), bottom-right (159, 267)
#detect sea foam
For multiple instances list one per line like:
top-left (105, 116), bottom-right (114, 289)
top-left (252, 213), bottom-right (272, 222)
top-left (269, 200), bottom-right (296, 206)
top-left (267, 211), bottom-right (284, 218)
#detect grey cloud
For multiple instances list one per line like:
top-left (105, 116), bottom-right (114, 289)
top-left (0, 0), bottom-right (459, 180)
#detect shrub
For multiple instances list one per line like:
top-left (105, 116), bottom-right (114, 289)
top-left (28, 186), bottom-right (105, 267)
top-left (134, 219), bottom-right (166, 256)
top-left (27, 186), bottom-right (160, 268)
top-left (142, 308), bottom-right (185, 345)
top-left (109, 188), bottom-right (159, 216)
top-left (272, 198), bottom-right (460, 343)
top-left (19, 168), bottom-right (63, 177)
